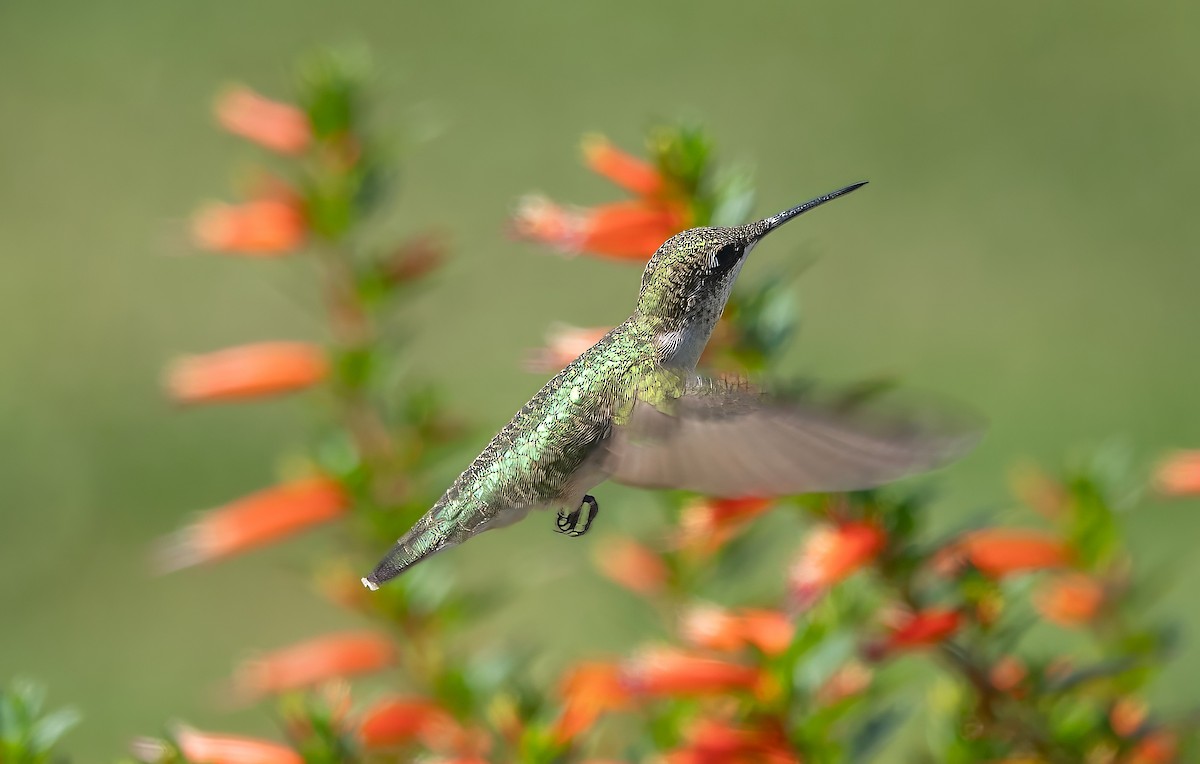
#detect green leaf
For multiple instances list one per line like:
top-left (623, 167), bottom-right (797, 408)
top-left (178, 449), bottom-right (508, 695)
top-left (296, 46), bottom-right (370, 139)
top-left (709, 166), bottom-right (757, 227)
top-left (0, 681), bottom-right (78, 762)
top-left (29, 707), bottom-right (80, 754)
top-left (404, 561), bottom-right (457, 615)
top-left (333, 346), bottom-right (375, 390)
top-left (302, 177), bottom-right (358, 239)
top-left (848, 707), bottom-right (904, 761)
top-left (793, 632), bottom-right (857, 694)
top-left (650, 123), bottom-right (712, 199)
top-left (433, 664), bottom-right (475, 718)
top-left (1065, 472), bottom-right (1120, 569)
top-left (354, 155), bottom-right (393, 216)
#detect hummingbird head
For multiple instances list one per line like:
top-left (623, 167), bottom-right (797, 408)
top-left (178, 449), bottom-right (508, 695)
top-left (635, 182), bottom-right (867, 365)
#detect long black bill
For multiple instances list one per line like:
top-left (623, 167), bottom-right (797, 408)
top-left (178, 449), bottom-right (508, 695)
top-left (750, 180), bottom-right (868, 241)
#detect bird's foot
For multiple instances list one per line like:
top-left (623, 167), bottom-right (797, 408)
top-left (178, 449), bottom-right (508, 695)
top-left (555, 495), bottom-right (599, 538)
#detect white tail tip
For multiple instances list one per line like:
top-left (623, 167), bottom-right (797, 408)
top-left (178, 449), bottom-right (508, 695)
top-left (360, 576), bottom-right (379, 591)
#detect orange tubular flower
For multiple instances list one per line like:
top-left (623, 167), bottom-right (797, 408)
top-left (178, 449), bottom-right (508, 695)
top-left (680, 604), bottom-right (742, 653)
top-left (1033, 572), bottom-right (1106, 627)
top-left (192, 197), bottom-right (306, 255)
top-left (989, 656), bottom-right (1028, 694)
top-left (875, 608), bottom-right (962, 657)
top-left (359, 695), bottom-right (482, 754)
top-left (622, 648), bottom-right (763, 698)
top-left (681, 604), bottom-right (794, 656)
top-left (594, 537), bottom-right (669, 597)
top-left (1110, 697), bottom-right (1149, 738)
top-left (524, 324), bottom-right (613, 373)
top-left (580, 200), bottom-right (687, 259)
top-left (512, 135), bottom-right (690, 261)
top-left (360, 696), bottom-right (444, 746)
top-left (155, 476), bottom-right (348, 571)
top-left (944, 528), bottom-right (1071, 579)
top-left (552, 661), bottom-right (633, 744)
top-left (1154, 450), bottom-right (1200, 497)
top-left (168, 726), bottom-right (303, 764)
top-left (739, 610), bottom-right (795, 655)
top-left (988, 652), bottom-right (1027, 695)
top-left (216, 85), bottom-right (312, 154)
top-left (582, 134), bottom-right (667, 197)
top-left (677, 496), bottom-right (773, 555)
top-left (513, 197), bottom-right (687, 261)
top-left (789, 521), bottom-right (886, 609)
top-left (233, 631), bottom-right (395, 700)
top-left (166, 342), bottom-right (327, 404)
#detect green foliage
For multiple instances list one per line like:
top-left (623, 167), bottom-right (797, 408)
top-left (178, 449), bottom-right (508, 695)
top-left (297, 47), bottom-right (369, 141)
top-left (650, 124), bottom-right (711, 202)
top-left (721, 272), bottom-right (801, 372)
top-left (0, 680), bottom-right (79, 764)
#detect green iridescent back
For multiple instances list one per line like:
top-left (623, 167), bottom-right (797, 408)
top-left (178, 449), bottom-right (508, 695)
top-left (448, 316), bottom-right (676, 519)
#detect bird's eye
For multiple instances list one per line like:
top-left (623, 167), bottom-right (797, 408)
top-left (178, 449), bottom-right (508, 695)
top-left (713, 243), bottom-right (742, 271)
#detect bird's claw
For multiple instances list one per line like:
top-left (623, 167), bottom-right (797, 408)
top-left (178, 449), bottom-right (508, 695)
top-left (555, 495), bottom-right (599, 538)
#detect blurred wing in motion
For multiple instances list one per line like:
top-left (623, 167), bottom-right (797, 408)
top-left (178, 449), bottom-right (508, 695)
top-left (604, 376), bottom-right (982, 497)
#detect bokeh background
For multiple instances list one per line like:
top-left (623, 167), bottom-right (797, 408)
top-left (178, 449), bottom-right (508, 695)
top-left (2, 0), bottom-right (1198, 757)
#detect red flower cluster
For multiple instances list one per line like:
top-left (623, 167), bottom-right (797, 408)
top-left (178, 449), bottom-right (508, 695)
top-left (157, 83), bottom-right (354, 578)
top-left (190, 88), bottom-right (313, 255)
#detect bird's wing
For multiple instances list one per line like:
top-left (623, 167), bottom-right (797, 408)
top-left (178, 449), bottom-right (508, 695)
top-left (603, 376), bottom-right (981, 497)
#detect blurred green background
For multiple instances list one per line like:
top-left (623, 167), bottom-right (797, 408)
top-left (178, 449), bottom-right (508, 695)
top-left (2, 0), bottom-right (1198, 757)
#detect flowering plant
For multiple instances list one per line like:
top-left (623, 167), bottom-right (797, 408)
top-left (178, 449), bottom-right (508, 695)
top-left (10, 50), bottom-right (1198, 764)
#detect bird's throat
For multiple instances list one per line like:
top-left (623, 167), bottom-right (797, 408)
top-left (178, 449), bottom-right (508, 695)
top-left (654, 310), bottom-right (721, 369)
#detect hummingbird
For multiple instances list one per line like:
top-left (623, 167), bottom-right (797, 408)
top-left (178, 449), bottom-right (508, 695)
top-left (362, 182), bottom-right (977, 590)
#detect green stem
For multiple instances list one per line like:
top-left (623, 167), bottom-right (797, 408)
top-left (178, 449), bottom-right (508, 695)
top-left (317, 244), bottom-right (407, 506)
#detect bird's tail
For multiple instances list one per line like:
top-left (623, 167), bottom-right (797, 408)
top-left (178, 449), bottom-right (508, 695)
top-left (360, 502), bottom-right (458, 590)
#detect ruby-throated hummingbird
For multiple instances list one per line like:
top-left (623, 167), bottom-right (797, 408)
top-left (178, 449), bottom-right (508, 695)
top-left (362, 182), bottom-right (977, 590)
